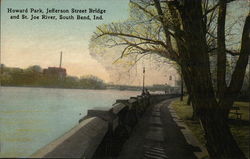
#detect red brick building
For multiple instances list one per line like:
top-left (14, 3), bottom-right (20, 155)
top-left (43, 67), bottom-right (67, 79)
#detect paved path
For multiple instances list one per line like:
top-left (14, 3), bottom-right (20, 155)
top-left (117, 99), bottom-right (200, 159)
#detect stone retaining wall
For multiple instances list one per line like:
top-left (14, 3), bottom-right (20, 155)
top-left (30, 94), bottom-right (180, 159)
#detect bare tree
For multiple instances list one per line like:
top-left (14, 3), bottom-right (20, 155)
top-left (90, 0), bottom-right (249, 158)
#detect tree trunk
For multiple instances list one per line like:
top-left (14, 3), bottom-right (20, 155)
top-left (187, 94), bottom-right (199, 120)
top-left (180, 74), bottom-right (184, 101)
top-left (181, 70), bottom-right (198, 119)
top-left (217, 0), bottom-right (227, 99)
top-left (187, 94), bottom-right (192, 105)
top-left (199, 107), bottom-right (246, 159)
top-left (175, 1), bottom-right (247, 158)
top-left (187, 93), bottom-right (198, 120)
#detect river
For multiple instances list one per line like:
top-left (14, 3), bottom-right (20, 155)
top-left (0, 87), bottom-right (140, 158)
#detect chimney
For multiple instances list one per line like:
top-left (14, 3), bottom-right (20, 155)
top-left (59, 51), bottom-right (62, 68)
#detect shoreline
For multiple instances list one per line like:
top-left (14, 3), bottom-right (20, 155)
top-left (0, 85), bottom-right (141, 92)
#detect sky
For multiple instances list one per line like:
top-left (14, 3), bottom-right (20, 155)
top-left (1, 0), bottom-right (179, 86)
top-left (1, 0), bottom-right (124, 81)
top-left (1, 0), bottom-right (247, 86)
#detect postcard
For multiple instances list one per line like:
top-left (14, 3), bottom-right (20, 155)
top-left (0, 0), bottom-right (249, 158)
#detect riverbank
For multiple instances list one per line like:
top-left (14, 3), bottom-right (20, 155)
top-left (30, 94), bottom-right (179, 158)
top-left (0, 85), bottom-right (106, 90)
top-left (171, 97), bottom-right (250, 158)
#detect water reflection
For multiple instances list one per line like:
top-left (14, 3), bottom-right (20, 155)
top-left (0, 87), bottom-right (139, 158)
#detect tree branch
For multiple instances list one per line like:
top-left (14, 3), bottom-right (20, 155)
top-left (153, 0), bottom-right (181, 59)
top-left (96, 27), bottom-right (168, 49)
top-left (203, 3), bottom-right (219, 18)
top-left (130, 1), bottom-right (157, 20)
top-left (227, 13), bottom-right (250, 99)
top-left (217, 0), bottom-right (227, 99)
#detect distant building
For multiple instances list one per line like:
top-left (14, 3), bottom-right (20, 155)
top-left (43, 67), bottom-right (67, 79)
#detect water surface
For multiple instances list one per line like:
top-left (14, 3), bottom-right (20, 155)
top-left (0, 87), bottom-right (139, 158)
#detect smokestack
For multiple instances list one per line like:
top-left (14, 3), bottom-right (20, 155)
top-left (59, 51), bottom-right (62, 68)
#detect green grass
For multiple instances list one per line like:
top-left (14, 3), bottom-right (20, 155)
top-left (233, 101), bottom-right (250, 120)
top-left (171, 97), bottom-right (250, 158)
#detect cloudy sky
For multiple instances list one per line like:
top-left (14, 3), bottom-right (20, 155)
top-left (1, 0), bottom-right (179, 86)
top-left (1, 0), bottom-right (125, 80)
top-left (1, 0), bottom-right (247, 86)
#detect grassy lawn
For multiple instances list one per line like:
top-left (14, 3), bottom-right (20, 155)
top-left (171, 97), bottom-right (250, 158)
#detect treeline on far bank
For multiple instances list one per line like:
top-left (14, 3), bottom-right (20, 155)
top-left (0, 65), bottom-right (106, 89)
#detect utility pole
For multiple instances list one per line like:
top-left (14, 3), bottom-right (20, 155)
top-left (180, 73), bottom-right (184, 101)
top-left (142, 67), bottom-right (145, 95)
top-left (0, 48), bottom-right (1, 87)
top-left (59, 51), bottom-right (62, 68)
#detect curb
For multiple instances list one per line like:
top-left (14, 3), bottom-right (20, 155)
top-left (168, 104), bottom-right (209, 159)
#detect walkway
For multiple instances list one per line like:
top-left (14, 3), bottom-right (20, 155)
top-left (117, 99), bottom-right (202, 159)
